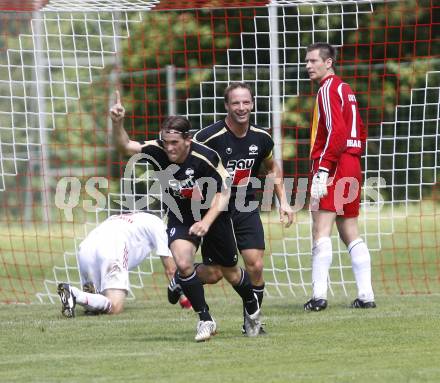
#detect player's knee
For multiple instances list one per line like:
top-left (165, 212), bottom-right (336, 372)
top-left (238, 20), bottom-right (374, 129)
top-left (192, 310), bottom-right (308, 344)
top-left (220, 265), bottom-right (242, 285)
top-left (109, 299), bottom-right (124, 314)
top-left (104, 289), bottom-right (126, 315)
top-left (177, 265), bottom-right (195, 277)
top-left (174, 259), bottom-right (194, 276)
top-left (245, 258), bottom-right (264, 275)
top-left (208, 267), bottom-right (223, 283)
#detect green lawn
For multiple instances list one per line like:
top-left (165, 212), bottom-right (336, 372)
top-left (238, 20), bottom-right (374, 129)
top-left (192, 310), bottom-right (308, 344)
top-left (1, 201), bottom-right (440, 302)
top-left (1, 203), bottom-right (439, 382)
top-left (1, 295), bottom-right (440, 383)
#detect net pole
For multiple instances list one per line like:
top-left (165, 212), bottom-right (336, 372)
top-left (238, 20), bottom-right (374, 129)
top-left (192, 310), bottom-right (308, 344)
top-left (269, 4), bottom-right (282, 206)
top-left (166, 64), bottom-right (176, 115)
top-left (33, 11), bottom-right (51, 223)
top-left (107, 11), bottom-right (122, 179)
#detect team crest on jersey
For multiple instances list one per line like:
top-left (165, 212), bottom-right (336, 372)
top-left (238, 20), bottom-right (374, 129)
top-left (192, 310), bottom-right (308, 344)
top-left (249, 144), bottom-right (258, 156)
top-left (185, 168), bottom-right (194, 176)
top-left (226, 147), bottom-right (232, 154)
top-left (226, 158), bottom-right (255, 187)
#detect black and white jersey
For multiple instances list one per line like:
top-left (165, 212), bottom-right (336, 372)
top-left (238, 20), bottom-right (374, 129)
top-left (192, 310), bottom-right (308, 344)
top-left (140, 140), bottom-right (230, 225)
top-left (193, 120), bottom-right (274, 199)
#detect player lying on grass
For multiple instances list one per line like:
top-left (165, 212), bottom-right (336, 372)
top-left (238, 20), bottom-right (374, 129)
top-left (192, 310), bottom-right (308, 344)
top-left (109, 92), bottom-right (262, 341)
top-left (57, 212), bottom-right (191, 317)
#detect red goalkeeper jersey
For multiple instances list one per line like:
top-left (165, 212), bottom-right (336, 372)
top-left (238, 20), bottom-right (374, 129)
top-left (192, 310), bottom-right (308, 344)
top-left (310, 74), bottom-right (367, 172)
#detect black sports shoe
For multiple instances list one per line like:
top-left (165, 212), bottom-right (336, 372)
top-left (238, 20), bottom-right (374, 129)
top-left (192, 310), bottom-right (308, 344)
top-left (351, 298), bottom-right (376, 309)
top-left (57, 283), bottom-right (76, 318)
top-left (304, 298), bottom-right (328, 312)
top-left (167, 274), bottom-right (183, 305)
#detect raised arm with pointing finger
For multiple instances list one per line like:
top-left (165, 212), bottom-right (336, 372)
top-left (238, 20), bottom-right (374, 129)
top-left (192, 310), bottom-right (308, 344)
top-left (110, 90), bottom-right (142, 156)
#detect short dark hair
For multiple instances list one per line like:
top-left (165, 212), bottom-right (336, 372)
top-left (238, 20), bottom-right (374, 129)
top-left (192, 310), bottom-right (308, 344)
top-left (161, 115), bottom-right (191, 138)
top-left (306, 43), bottom-right (337, 68)
top-left (224, 82), bottom-right (254, 103)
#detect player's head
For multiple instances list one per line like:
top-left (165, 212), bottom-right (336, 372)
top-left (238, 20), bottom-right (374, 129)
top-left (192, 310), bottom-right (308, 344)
top-left (305, 43), bottom-right (337, 82)
top-left (223, 82), bottom-right (254, 128)
top-left (160, 115), bottom-right (192, 163)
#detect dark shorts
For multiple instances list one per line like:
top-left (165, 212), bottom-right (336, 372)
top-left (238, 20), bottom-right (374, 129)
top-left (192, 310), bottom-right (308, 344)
top-left (229, 202), bottom-right (265, 251)
top-left (167, 224), bottom-right (200, 248)
top-left (167, 212), bottom-right (239, 268)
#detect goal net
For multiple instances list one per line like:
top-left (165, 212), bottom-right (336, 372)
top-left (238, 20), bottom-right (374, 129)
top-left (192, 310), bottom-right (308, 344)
top-left (0, 0), bottom-right (438, 304)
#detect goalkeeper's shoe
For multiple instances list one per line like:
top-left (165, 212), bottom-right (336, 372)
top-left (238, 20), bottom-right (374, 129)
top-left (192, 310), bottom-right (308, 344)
top-left (244, 308), bottom-right (262, 337)
top-left (351, 298), bottom-right (376, 309)
top-left (195, 319), bottom-right (217, 342)
top-left (304, 298), bottom-right (328, 312)
top-left (167, 274), bottom-right (183, 305)
top-left (57, 283), bottom-right (76, 318)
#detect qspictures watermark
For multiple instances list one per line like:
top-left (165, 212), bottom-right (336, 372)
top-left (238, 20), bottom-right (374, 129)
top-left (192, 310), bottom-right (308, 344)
top-left (54, 153), bottom-right (386, 221)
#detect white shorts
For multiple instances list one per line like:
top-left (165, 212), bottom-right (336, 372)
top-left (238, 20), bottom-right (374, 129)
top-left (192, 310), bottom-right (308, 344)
top-left (77, 227), bottom-right (130, 293)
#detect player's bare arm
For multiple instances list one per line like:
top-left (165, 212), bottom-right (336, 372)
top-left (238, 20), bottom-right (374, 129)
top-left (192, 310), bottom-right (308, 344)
top-left (263, 156), bottom-right (295, 227)
top-left (110, 90), bottom-right (142, 156)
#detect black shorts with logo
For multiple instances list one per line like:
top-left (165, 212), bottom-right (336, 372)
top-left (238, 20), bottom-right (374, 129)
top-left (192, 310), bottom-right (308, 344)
top-left (167, 211), bottom-right (239, 268)
top-left (229, 199), bottom-right (265, 251)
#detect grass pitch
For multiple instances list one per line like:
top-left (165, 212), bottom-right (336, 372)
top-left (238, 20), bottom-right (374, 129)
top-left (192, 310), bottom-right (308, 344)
top-left (1, 295), bottom-right (440, 383)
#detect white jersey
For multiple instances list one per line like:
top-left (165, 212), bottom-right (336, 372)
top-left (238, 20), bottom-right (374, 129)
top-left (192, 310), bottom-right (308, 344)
top-left (87, 212), bottom-right (170, 268)
top-left (78, 212), bottom-right (170, 292)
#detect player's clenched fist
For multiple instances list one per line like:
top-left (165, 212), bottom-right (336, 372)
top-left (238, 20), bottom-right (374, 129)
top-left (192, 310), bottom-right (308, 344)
top-left (189, 221), bottom-right (210, 237)
top-left (110, 90), bottom-right (125, 122)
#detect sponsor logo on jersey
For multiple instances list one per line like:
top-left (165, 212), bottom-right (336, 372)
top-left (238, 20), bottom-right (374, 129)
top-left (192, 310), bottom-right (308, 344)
top-left (226, 158), bottom-right (255, 187)
top-left (249, 144), bottom-right (258, 155)
top-left (348, 94), bottom-right (357, 102)
top-left (168, 177), bottom-right (202, 200)
top-left (347, 139), bottom-right (361, 148)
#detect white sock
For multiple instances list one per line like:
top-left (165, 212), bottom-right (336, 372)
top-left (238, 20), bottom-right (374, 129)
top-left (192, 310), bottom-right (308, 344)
top-left (70, 286), bottom-right (112, 313)
top-left (349, 238), bottom-right (375, 302)
top-left (312, 237), bottom-right (332, 300)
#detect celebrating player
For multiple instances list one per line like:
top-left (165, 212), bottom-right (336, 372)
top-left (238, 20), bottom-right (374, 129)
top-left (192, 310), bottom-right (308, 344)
top-left (57, 212), bottom-right (191, 317)
top-left (303, 43), bottom-right (376, 311)
top-left (109, 91), bottom-right (262, 341)
top-left (168, 82), bottom-right (294, 334)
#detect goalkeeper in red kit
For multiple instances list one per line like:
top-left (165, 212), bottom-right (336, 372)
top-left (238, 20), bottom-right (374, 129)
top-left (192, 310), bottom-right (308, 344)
top-left (303, 43), bottom-right (376, 311)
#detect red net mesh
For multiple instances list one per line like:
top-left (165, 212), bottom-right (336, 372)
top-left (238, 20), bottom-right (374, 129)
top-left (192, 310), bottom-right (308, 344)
top-left (0, 1), bottom-right (439, 303)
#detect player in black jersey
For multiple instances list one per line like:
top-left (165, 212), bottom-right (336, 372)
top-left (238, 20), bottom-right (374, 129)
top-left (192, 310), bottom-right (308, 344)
top-left (110, 90), bottom-right (262, 341)
top-left (169, 82), bottom-right (294, 333)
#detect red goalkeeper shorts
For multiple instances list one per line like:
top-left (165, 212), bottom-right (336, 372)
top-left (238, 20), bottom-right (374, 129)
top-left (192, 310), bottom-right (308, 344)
top-left (311, 152), bottom-right (362, 218)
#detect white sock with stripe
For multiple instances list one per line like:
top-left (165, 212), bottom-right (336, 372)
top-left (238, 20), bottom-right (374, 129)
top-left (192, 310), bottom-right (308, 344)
top-left (349, 238), bottom-right (375, 302)
top-left (70, 286), bottom-right (112, 313)
top-left (311, 236), bottom-right (332, 300)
